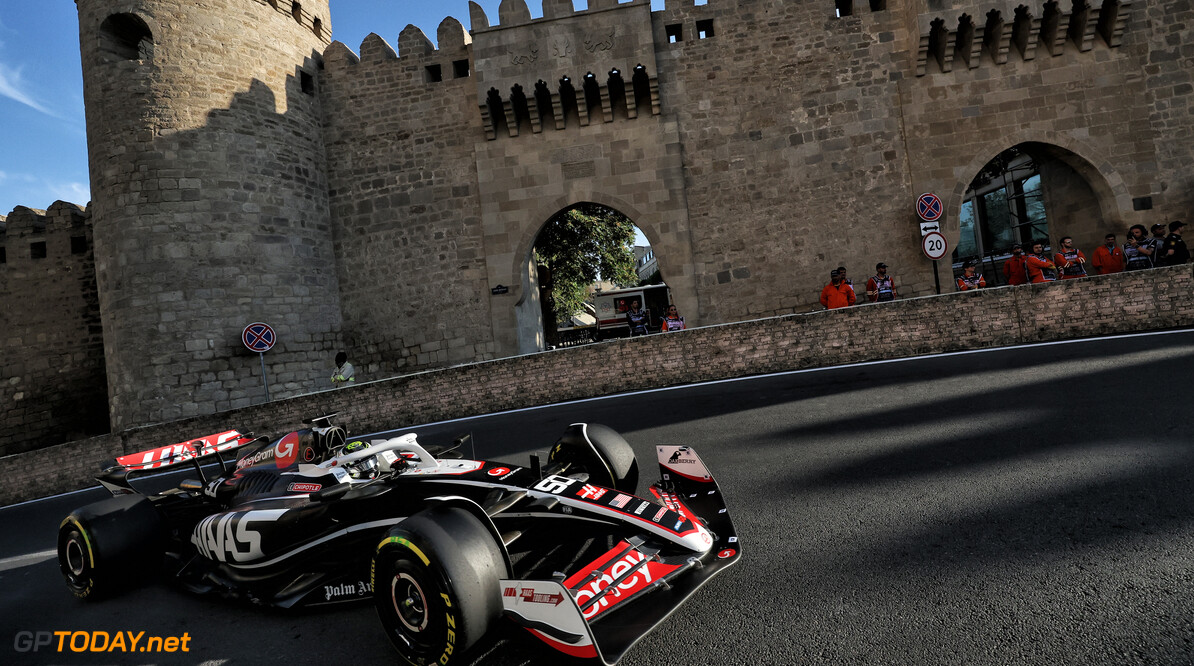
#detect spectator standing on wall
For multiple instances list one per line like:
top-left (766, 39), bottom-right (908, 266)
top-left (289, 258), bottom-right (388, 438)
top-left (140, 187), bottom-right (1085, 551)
top-left (1025, 242), bottom-right (1059, 283)
top-left (1091, 233), bottom-right (1125, 275)
top-left (836, 266), bottom-right (856, 300)
top-left (820, 269), bottom-right (856, 310)
top-left (331, 352), bottom-right (355, 388)
top-left (1003, 243), bottom-right (1029, 286)
top-left (625, 299), bottom-right (650, 336)
top-left (1147, 223), bottom-right (1168, 266)
top-left (1124, 225), bottom-right (1155, 271)
top-left (956, 260), bottom-right (986, 291)
top-left (660, 304), bottom-right (686, 332)
top-left (866, 262), bottom-right (897, 302)
top-left (1159, 220), bottom-right (1189, 266)
top-left (1054, 236), bottom-right (1088, 279)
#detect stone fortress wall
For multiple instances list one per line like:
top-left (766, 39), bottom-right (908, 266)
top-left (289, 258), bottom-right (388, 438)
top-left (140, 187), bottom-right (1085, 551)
top-left (0, 0), bottom-right (1191, 455)
top-left (0, 204), bottom-right (108, 455)
top-left (75, 0), bottom-right (342, 434)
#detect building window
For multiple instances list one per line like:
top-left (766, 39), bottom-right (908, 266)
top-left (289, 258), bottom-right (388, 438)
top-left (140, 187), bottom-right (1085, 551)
top-left (425, 64), bottom-right (443, 83)
top-left (835, 0), bottom-right (853, 17)
top-left (665, 24), bottom-right (683, 43)
top-left (99, 13), bottom-right (154, 61)
top-left (31, 241), bottom-right (47, 259)
top-left (313, 17), bottom-right (323, 39)
top-left (292, 2), bottom-right (303, 23)
top-left (300, 71), bottom-right (314, 95)
top-left (0, 246), bottom-right (6, 264)
top-left (453, 59), bottom-right (470, 78)
top-left (955, 150), bottom-right (1049, 267)
top-left (696, 19), bottom-right (715, 39)
top-left (71, 236), bottom-right (88, 255)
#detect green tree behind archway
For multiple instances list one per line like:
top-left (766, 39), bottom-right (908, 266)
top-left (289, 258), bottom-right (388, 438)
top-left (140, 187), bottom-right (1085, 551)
top-left (535, 203), bottom-right (638, 331)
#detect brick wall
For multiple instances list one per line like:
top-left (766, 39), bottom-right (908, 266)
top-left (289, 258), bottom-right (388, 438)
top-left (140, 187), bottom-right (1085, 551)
top-left (3, 264), bottom-right (1189, 506)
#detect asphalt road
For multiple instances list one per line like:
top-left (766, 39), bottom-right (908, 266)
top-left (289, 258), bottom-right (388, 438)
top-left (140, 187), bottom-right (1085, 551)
top-left (4, 330), bottom-right (1194, 665)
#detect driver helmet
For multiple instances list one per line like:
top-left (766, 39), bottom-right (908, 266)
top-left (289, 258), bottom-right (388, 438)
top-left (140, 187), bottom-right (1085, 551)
top-left (342, 441), bottom-right (378, 479)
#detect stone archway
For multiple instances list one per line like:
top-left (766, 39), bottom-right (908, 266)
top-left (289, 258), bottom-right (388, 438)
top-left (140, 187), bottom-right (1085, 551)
top-left (945, 136), bottom-right (1129, 286)
top-left (502, 191), bottom-right (698, 356)
top-left (945, 131), bottom-right (1131, 246)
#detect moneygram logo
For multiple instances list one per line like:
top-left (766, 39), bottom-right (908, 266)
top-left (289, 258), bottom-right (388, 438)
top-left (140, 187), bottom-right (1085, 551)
top-left (13, 631), bottom-right (191, 653)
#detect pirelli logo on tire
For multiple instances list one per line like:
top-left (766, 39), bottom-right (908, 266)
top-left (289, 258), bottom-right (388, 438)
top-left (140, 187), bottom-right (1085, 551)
top-left (439, 593), bottom-right (455, 665)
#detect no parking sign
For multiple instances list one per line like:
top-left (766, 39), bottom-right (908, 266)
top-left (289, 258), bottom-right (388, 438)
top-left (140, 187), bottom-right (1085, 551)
top-left (242, 322), bottom-right (276, 352)
top-left (242, 322), bottom-right (275, 401)
top-left (916, 192), bottom-right (943, 222)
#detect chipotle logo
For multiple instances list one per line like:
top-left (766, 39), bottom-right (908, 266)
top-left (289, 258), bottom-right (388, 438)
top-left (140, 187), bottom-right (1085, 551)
top-left (287, 482), bottom-right (321, 493)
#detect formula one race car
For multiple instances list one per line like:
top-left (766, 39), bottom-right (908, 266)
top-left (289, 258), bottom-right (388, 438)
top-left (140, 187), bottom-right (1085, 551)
top-left (57, 416), bottom-right (741, 665)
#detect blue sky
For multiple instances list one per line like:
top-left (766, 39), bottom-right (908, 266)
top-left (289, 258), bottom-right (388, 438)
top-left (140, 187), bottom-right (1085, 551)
top-left (0, 1), bottom-right (671, 218)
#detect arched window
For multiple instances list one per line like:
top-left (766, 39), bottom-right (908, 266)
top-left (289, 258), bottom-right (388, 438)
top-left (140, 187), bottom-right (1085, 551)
top-left (955, 147), bottom-right (1050, 277)
top-left (99, 13), bottom-right (153, 61)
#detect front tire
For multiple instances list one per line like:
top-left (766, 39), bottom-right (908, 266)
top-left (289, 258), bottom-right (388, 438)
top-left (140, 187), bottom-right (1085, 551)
top-left (549, 423), bottom-right (639, 493)
top-left (374, 507), bottom-right (503, 666)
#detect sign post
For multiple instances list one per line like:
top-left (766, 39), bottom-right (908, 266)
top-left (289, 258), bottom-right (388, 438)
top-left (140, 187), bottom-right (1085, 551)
top-left (241, 322), bottom-right (276, 402)
top-left (916, 193), bottom-right (946, 294)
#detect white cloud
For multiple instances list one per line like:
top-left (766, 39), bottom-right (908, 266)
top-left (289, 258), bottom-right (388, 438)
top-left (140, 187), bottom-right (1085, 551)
top-left (0, 63), bottom-right (62, 119)
top-left (47, 180), bottom-right (91, 205)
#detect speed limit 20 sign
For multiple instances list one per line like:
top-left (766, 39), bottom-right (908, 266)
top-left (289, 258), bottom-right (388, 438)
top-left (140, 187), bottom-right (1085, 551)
top-left (922, 231), bottom-right (949, 260)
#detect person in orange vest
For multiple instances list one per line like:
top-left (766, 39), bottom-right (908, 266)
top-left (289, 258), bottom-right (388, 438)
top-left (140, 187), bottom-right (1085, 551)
top-left (1002, 243), bottom-right (1028, 285)
top-left (956, 260), bottom-right (986, 291)
top-left (1091, 233), bottom-right (1125, 274)
top-left (1053, 236), bottom-right (1088, 279)
top-left (865, 262), bottom-right (897, 302)
top-left (660, 304), bottom-right (686, 332)
top-left (820, 269), bottom-right (856, 309)
top-left (1025, 241), bottom-right (1058, 283)
top-left (836, 265), bottom-right (856, 300)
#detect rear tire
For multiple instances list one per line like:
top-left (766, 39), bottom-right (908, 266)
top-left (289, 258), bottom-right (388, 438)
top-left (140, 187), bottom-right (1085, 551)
top-left (57, 495), bottom-right (163, 601)
top-left (549, 423), bottom-right (639, 494)
top-left (374, 506), bottom-right (503, 666)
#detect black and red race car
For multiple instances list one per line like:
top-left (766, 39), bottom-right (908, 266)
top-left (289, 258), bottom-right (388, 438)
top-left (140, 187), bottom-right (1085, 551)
top-left (57, 416), bottom-right (741, 665)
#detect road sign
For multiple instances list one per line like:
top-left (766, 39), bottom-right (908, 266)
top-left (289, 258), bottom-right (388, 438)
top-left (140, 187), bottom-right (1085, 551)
top-left (919, 221), bottom-right (940, 237)
top-left (922, 231), bottom-right (949, 260)
top-left (916, 192), bottom-right (944, 222)
top-left (242, 322), bottom-right (276, 353)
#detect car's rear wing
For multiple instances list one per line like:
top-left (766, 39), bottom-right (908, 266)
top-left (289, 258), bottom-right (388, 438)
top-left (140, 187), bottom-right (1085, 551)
top-left (97, 430), bottom-right (260, 496)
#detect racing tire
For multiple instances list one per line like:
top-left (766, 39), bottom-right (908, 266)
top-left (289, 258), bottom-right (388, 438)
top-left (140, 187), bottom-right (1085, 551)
top-left (57, 495), bottom-right (164, 601)
top-left (549, 423), bottom-right (639, 494)
top-left (374, 506), bottom-right (503, 666)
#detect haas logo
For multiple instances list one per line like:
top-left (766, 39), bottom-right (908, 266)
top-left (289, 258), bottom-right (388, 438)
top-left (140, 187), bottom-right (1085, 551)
top-left (191, 510), bottom-right (286, 563)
